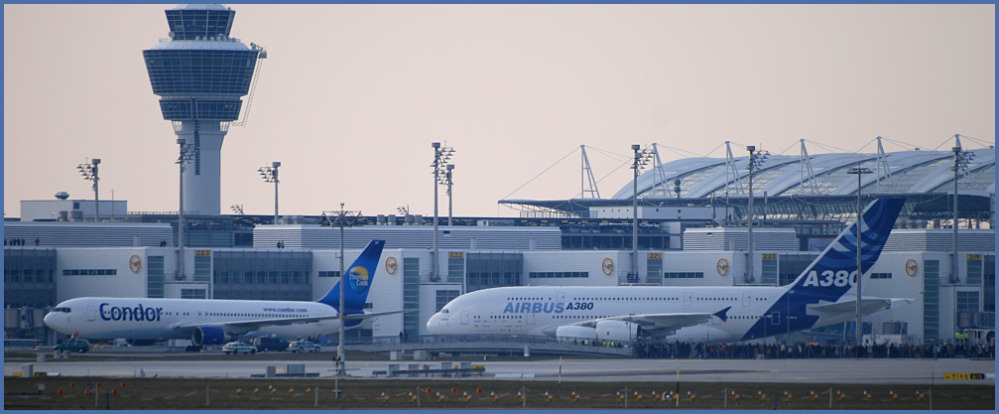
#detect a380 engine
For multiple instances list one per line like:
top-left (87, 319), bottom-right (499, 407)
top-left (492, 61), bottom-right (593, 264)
top-left (191, 326), bottom-right (227, 346)
top-left (555, 321), bottom-right (641, 342)
top-left (595, 320), bottom-right (640, 342)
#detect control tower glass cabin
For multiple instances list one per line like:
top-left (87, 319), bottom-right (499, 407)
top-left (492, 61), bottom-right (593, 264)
top-left (143, 4), bottom-right (265, 215)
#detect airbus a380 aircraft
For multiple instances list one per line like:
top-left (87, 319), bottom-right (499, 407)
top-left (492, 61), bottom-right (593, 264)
top-left (44, 240), bottom-right (393, 347)
top-left (428, 199), bottom-right (910, 343)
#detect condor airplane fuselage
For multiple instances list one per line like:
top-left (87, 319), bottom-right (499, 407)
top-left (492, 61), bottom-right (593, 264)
top-left (44, 240), bottom-right (389, 346)
top-left (428, 199), bottom-right (909, 343)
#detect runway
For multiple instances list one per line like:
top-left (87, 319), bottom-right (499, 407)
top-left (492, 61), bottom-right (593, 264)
top-left (6, 355), bottom-right (994, 385)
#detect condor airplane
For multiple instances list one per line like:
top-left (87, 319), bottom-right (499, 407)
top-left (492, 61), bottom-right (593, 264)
top-left (44, 240), bottom-right (393, 347)
top-left (428, 199), bottom-right (910, 343)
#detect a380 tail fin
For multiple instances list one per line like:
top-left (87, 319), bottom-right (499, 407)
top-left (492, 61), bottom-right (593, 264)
top-left (786, 198), bottom-right (905, 302)
top-left (318, 240), bottom-right (386, 313)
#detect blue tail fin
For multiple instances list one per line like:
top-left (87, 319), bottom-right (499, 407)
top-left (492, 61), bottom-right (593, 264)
top-left (741, 199), bottom-right (904, 340)
top-left (318, 240), bottom-right (386, 313)
top-left (787, 198), bottom-right (905, 302)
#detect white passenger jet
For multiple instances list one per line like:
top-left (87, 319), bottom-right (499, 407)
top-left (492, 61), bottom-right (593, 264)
top-left (428, 199), bottom-right (910, 343)
top-left (44, 240), bottom-right (393, 347)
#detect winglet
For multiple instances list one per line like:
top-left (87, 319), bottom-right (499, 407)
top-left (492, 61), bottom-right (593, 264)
top-left (713, 306), bottom-right (731, 322)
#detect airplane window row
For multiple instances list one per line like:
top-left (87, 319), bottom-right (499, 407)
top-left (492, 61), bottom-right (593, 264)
top-left (203, 312), bottom-right (296, 318)
top-left (572, 297), bottom-right (682, 301)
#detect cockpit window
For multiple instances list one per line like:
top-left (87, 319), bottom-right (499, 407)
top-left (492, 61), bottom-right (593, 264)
top-left (52, 307), bottom-right (71, 313)
top-left (442, 308), bottom-right (449, 314)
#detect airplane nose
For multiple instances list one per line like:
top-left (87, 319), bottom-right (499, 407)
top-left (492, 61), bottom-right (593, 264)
top-left (426, 313), bottom-right (444, 333)
top-left (42, 312), bottom-right (57, 328)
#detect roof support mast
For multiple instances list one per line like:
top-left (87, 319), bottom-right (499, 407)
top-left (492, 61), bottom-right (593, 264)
top-left (580, 145), bottom-right (601, 199)
top-left (799, 140), bottom-right (819, 195)
top-left (874, 136), bottom-right (894, 193)
top-left (724, 141), bottom-right (745, 196)
top-left (651, 143), bottom-right (666, 198)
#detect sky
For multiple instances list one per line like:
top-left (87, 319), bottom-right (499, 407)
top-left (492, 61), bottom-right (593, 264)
top-left (3, 4), bottom-right (995, 220)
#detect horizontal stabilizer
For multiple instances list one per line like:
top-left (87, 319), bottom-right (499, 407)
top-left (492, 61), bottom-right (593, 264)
top-left (806, 297), bottom-right (911, 328)
top-left (341, 309), bottom-right (412, 320)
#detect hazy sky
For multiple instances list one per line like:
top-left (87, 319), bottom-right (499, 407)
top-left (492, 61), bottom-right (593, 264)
top-left (4, 4), bottom-right (995, 219)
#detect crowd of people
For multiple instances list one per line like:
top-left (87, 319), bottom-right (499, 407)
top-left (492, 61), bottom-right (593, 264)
top-left (631, 339), bottom-right (995, 359)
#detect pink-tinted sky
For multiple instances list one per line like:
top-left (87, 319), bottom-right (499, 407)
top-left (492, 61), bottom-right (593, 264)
top-left (4, 4), bottom-right (994, 219)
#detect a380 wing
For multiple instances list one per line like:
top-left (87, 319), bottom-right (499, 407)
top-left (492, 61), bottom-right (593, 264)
top-left (571, 312), bottom-right (718, 335)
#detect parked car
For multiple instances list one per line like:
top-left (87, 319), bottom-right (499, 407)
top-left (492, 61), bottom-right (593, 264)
top-left (54, 338), bottom-right (90, 353)
top-left (287, 339), bottom-right (321, 353)
top-left (221, 341), bottom-right (257, 355)
top-left (253, 336), bottom-right (289, 352)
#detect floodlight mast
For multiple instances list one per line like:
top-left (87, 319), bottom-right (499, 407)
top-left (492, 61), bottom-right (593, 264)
top-left (630, 145), bottom-right (654, 283)
top-left (176, 140), bottom-right (196, 280)
top-left (745, 146), bottom-right (769, 283)
top-left (258, 161), bottom-right (281, 225)
top-left (431, 142), bottom-right (454, 282)
top-left (446, 164), bottom-right (455, 226)
top-left (847, 163), bottom-right (872, 350)
top-left (77, 159), bottom-right (101, 221)
top-left (330, 203), bottom-right (361, 377)
top-left (950, 137), bottom-right (974, 285)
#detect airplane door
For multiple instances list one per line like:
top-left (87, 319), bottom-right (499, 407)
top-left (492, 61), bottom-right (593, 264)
top-left (683, 292), bottom-right (692, 307)
top-left (460, 311), bottom-right (469, 325)
top-left (742, 292), bottom-right (752, 307)
top-left (528, 313), bottom-right (536, 325)
top-left (771, 311), bottom-right (780, 326)
top-left (556, 292), bottom-right (565, 303)
top-left (86, 306), bottom-right (97, 322)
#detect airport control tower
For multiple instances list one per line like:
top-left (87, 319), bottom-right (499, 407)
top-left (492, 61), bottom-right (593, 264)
top-left (143, 4), bottom-right (265, 215)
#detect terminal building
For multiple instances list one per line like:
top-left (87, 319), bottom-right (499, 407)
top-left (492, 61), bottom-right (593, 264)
top-left (5, 164), bottom-right (995, 348)
top-left (4, 4), bottom-right (994, 349)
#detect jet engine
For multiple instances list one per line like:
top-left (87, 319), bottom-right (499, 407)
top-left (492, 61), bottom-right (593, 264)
top-left (595, 320), bottom-right (640, 342)
top-left (555, 325), bottom-right (597, 342)
top-left (191, 326), bottom-right (227, 346)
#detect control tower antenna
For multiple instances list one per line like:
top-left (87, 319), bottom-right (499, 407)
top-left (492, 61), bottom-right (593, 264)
top-left (143, 4), bottom-right (266, 215)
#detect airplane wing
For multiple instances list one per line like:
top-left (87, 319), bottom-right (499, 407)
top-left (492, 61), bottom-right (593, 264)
top-left (571, 307), bottom-right (730, 335)
top-left (174, 310), bottom-right (410, 336)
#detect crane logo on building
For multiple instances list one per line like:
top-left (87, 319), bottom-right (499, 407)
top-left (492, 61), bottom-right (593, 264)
top-left (905, 259), bottom-right (918, 276)
top-left (129, 255), bottom-right (142, 273)
top-left (716, 258), bottom-right (729, 276)
top-left (385, 256), bottom-right (398, 275)
top-left (601, 258), bottom-right (614, 275)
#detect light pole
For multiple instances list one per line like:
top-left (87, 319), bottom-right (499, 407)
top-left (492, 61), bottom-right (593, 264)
top-left (951, 141), bottom-right (973, 284)
top-left (258, 161), bottom-right (281, 225)
top-left (847, 163), bottom-right (872, 350)
top-left (745, 146), bottom-right (768, 283)
top-left (77, 158), bottom-right (101, 221)
top-left (431, 142), bottom-right (454, 281)
top-left (176, 140), bottom-right (196, 280)
top-left (630, 145), bottom-right (655, 283)
top-left (445, 164), bottom-right (454, 226)
top-left (329, 203), bottom-right (361, 377)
